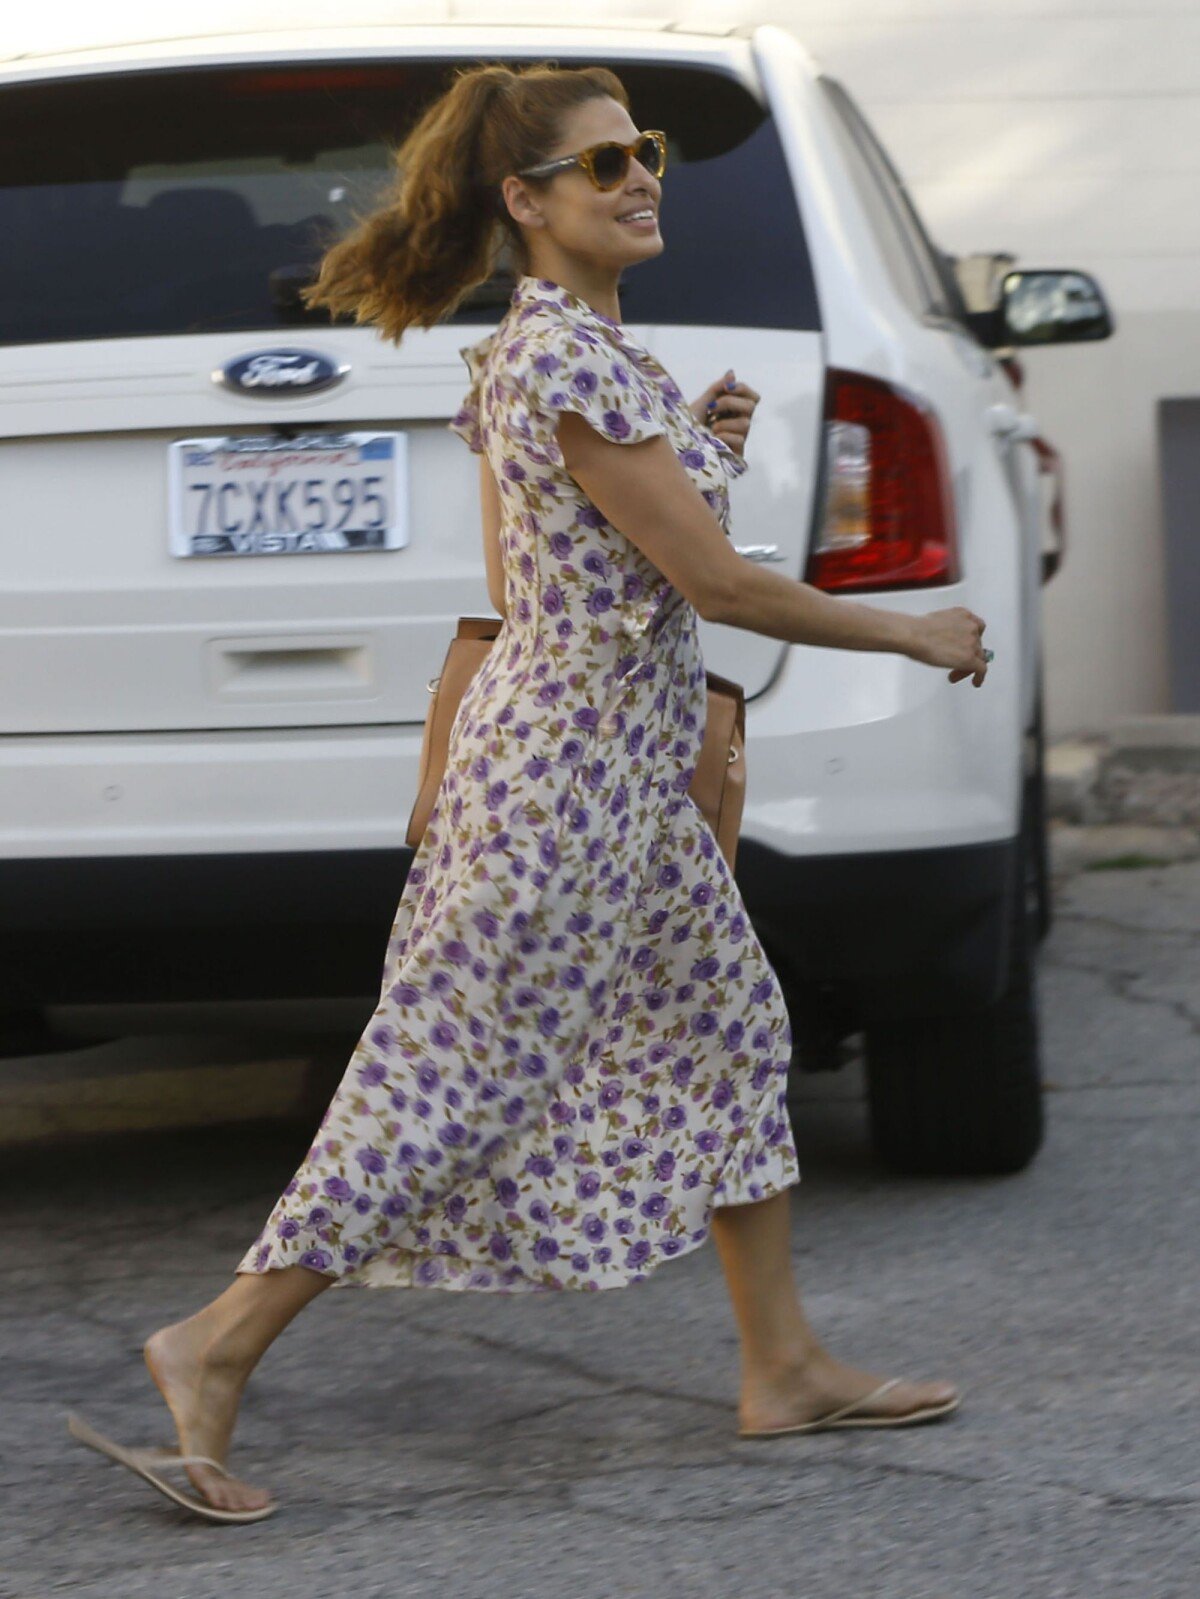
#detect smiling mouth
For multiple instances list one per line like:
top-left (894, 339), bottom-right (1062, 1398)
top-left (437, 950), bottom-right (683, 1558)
top-left (617, 209), bottom-right (657, 224)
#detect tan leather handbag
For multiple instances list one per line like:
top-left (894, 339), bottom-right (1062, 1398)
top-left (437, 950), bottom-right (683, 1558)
top-left (406, 616), bottom-right (747, 872)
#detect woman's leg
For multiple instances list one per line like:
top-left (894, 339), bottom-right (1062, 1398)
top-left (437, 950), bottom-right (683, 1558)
top-left (143, 1266), bottom-right (333, 1511)
top-left (710, 1191), bottom-right (958, 1433)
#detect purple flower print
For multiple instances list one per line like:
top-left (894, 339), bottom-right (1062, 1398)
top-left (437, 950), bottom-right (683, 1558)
top-left (237, 277), bottom-right (801, 1294)
top-left (299, 1248), bottom-right (332, 1271)
top-left (430, 1020), bottom-right (460, 1050)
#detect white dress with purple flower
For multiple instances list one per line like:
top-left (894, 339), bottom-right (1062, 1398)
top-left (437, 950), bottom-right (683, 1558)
top-left (235, 274), bottom-right (800, 1293)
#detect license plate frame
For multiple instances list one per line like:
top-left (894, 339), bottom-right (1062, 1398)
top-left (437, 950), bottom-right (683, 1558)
top-left (167, 431), bottom-right (407, 558)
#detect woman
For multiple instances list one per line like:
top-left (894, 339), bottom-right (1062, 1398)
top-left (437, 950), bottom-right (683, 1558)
top-left (68, 61), bottom-right (989, 1523)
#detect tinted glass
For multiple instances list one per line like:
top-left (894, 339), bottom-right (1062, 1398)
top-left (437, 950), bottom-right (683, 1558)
top-left (0, 59), bottom-right (818, 346)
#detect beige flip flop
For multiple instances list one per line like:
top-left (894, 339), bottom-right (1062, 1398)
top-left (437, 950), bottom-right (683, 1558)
top-left (66, 1411), bottom-right (278, 1523)
top-left (738, 1377), bottom-right (961, 1439)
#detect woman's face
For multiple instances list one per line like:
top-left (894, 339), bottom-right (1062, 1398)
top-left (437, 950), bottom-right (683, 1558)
top-left (503, 96), bottom-right (664, 273)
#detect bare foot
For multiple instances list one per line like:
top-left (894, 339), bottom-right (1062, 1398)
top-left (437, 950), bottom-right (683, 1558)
top-left (143, 1322), bottom-right (275, 1514)
top-left (739, 1348), bottom-right (959, 1435)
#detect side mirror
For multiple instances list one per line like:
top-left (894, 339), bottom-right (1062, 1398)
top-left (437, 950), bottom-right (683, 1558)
top-left (964, 269), bottom-right (1115, 348)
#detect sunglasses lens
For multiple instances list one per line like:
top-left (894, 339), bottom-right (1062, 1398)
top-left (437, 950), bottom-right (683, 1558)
top-left (590, 145), bottom-right (629, 189)
top-left (636, 134), bottom-right (665, 177)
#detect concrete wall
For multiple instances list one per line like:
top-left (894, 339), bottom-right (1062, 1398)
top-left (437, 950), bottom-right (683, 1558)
top-left (759, 0), bottom-right (1200, 736)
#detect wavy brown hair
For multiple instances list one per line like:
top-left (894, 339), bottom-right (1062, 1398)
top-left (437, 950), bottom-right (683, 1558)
top-left (299, 60), bottom-right (630, 345)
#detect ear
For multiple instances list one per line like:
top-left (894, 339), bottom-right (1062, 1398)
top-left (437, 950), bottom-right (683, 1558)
top-left (501, 175), bottom-right (547, 230)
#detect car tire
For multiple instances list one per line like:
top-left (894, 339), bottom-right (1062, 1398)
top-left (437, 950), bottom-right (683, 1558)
top-left (862, 793), bottom-right (1045, 1177)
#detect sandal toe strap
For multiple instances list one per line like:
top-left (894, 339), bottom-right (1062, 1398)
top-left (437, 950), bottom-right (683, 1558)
top-left (131, 1446), bottom-right (232, 1478)
top-left (821, 1376), bottom-right (905, 1425)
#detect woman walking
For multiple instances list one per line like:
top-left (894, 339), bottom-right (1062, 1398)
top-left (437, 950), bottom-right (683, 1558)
top-left (68, 61), bottom-right (989, 1522)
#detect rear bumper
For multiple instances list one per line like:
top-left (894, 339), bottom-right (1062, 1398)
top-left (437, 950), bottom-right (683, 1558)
top-left (0, 834), bottom-right (1017, 1014)
top-left (737, 833), bottom-right (1017, 1018)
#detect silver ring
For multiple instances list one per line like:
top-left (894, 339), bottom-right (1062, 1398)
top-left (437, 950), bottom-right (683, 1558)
top-left (982, 649), bottom-right (994, 663)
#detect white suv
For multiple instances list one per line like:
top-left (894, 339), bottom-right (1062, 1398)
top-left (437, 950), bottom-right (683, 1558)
top-left (0, 17), bottom-right (1113, 1174)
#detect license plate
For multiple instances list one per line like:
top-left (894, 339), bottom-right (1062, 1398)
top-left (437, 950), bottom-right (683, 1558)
top-left (167, 432), bottom-right (407, 557)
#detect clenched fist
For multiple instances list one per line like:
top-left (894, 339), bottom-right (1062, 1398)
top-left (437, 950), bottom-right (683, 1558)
top-left (906, 607), bottom-right (991, 687)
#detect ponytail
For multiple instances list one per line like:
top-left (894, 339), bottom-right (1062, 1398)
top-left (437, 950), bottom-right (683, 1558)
top-left (299, 60), bottom-right (629, 345)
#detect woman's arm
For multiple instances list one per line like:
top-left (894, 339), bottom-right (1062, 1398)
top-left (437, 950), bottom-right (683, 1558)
top-left (557, 414), bottom-right (989, 684)
top-left (479, 455), bottom-right (506, 617)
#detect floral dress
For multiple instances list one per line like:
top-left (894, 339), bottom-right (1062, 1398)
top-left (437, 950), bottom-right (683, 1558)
top-left (235, 274), bottom-right (800, 1293)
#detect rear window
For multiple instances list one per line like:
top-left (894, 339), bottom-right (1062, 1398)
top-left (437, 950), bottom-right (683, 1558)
top-left (0, 58), bottom-right (819, 347)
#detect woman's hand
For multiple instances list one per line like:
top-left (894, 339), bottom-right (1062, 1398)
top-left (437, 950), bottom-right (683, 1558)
top-left (690, 369), bottom-right (760, 458)
top-left (904, 607), bottom-right (991, 687)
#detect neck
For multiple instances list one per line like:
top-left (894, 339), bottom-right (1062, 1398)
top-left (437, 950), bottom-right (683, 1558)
top-left (524, 248), bottom-right (623, 323)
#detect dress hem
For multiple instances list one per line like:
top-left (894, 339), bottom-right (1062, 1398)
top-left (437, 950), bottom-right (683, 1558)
top-left (233, 1171), bottom-right (801, 1295)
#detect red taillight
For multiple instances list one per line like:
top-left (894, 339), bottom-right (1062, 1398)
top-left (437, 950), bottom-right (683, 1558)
top-left (806, 368), bottom-right (960, 592)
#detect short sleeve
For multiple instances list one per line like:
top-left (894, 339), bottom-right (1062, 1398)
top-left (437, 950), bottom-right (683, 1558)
top-left (506, 324), bottom-right (668, 465)
top-left (448, 332), bottom-right (497, 455)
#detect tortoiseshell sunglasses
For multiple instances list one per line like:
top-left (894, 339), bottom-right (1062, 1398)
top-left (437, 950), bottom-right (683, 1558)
top-left (516, 130), bottom-right (667, 192)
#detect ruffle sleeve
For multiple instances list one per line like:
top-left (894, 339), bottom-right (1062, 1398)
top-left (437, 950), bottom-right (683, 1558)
top-left (448, 331), bottom-right (498, 455)
top-left (505, 323), bottom-right (667, 468)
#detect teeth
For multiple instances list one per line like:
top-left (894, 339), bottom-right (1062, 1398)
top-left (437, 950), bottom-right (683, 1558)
top-left (619, 210), bottom-right (654, 222)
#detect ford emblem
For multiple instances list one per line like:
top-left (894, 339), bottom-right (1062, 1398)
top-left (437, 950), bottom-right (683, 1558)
top-left (214, 348), bottom-right (348, 398)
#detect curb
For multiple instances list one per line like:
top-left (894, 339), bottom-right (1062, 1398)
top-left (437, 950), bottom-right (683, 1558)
top-left (1048, 715), bottom-right (1200, 828)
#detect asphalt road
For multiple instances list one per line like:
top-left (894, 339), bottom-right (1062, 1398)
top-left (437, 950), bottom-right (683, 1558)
top-left (3, 844), bottom-right (1198, 1599)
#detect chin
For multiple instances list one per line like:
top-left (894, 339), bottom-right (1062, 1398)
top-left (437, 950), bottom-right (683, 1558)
top-left (616, 235), bottom-right (665, 269)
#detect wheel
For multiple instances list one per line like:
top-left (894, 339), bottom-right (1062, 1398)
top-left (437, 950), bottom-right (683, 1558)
top-left (862, 794), bottom-right (1045, 1177)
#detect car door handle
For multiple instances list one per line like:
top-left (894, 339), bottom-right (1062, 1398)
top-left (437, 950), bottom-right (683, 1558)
top-left (987, 403), bottom-right (1039, 442)
top-left (732, 543), bottom-right (785, 562)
